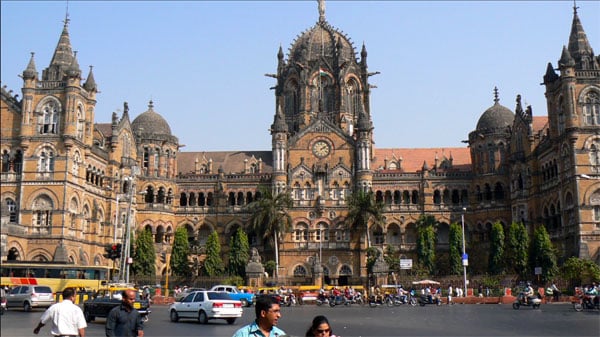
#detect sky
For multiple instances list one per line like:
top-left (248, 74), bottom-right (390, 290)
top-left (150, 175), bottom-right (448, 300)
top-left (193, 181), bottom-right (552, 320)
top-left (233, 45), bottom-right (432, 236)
top-left (2, 1), bottom-right (599, 152)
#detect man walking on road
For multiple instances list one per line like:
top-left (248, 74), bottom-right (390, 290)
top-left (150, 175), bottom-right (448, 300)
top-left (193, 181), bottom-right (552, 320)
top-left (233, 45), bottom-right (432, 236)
top-left (33, 287), bottom-right (87, 337)
top-left (105, 289), bottom-right (144, 337)
top-left (232, 295), bottom-right (286, 337)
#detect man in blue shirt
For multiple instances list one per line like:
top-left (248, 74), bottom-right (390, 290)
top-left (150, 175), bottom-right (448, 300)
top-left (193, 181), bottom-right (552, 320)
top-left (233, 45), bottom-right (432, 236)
top-left (232, 295), bottom-right (286, 337)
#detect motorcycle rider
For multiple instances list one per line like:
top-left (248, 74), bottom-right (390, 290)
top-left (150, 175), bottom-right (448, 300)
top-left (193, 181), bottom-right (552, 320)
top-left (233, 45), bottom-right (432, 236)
top-left (524, 282), bottom-right (535, 305)
top-left (397, 285), bottom-right (408, 303)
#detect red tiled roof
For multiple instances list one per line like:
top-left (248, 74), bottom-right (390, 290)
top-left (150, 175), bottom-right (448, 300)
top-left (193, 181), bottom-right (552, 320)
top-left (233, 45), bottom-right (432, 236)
top-left (374, 147), bottom-right (471, 173)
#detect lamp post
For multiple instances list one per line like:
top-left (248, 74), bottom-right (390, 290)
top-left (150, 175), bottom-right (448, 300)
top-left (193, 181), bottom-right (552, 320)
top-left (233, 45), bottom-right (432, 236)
top-left (461, 207), bottom-right (468, 297)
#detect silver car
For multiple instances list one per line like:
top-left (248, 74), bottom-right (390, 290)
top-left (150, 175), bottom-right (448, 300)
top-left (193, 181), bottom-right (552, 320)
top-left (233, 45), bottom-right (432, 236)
top-left (6, 285), bottom-right (55, 311)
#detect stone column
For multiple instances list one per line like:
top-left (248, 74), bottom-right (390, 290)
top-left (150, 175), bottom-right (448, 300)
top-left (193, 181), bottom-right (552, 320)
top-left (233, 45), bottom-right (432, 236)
top-left (245, 248), bottom-right (265, 288)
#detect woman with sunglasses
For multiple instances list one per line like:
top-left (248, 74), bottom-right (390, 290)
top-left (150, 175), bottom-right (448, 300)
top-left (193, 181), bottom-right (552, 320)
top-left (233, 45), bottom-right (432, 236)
top-left (305, 315), bottom-right (337, 337)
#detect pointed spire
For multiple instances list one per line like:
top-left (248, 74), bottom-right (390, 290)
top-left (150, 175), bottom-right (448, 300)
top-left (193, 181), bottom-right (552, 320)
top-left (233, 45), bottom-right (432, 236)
top-left (493, 87), bottom-right (499, 104)
top-left (43, 15), bottom-right (75, 81)
top-left (271, 104), bottom-right (288, 133)
top-left (543, 62), bottom-right (559, 84)
top-left (567, 2), bottom-right (595, 70)
top-left (277, 45), bottom-right (284, 60)
top-left (361, 42), bottom-right (368, 66)
top-left (84, 65), bottom-right (97, 92)
top-left (22, 52), bottom-right (38, 80)
top-left (559, 45), bottom-right (575, 68)
top-left (148, 100), bottom-right (154, 111)
top-left (66, 50), bottom-right (81, 78)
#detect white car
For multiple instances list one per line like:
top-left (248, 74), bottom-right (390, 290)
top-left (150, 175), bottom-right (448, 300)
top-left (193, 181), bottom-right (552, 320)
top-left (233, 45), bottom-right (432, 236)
top-left (169, 291), bottom-right (242, 324)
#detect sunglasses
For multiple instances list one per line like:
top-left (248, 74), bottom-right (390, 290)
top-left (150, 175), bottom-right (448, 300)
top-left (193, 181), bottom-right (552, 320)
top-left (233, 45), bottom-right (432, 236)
top-left (316, 329), bottom-right (330, 334)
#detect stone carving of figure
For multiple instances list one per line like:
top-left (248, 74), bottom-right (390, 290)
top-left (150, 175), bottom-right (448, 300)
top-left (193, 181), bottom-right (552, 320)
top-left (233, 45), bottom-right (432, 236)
top-left (318, 0), bottom-right (325, 22)
top-left (250, 247), bottom-right (261, 263)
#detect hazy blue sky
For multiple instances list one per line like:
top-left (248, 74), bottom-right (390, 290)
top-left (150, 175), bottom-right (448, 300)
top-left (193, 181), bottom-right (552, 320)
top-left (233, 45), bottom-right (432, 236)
top-left (2, 1), bottom-right (599, 152)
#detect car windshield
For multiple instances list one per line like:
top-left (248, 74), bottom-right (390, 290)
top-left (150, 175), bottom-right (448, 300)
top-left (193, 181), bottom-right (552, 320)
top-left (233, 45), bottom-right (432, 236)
top-left (207, 292), bottom-right (232, 300)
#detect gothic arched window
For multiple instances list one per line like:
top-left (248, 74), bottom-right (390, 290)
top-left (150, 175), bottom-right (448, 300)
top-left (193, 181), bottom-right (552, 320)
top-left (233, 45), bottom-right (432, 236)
top-left (582, 91), bottom-right (600, 125)
top-left (40, 100), bottom-right (59, 134)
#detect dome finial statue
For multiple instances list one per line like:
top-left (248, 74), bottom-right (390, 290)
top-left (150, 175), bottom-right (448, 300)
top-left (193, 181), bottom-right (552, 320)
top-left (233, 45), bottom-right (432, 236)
top-left (318, 0), bottom-right (326, 22)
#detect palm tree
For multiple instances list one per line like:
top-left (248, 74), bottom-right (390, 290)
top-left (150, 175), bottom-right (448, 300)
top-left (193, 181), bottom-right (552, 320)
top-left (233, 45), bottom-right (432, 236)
top-left (246, 185), bottom-right (293, 278)
top-left (346, 189), bottom-right (384, 248)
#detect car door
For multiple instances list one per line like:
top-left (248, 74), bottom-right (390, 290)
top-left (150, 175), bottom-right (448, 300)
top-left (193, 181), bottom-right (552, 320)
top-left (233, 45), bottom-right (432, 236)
top-left (191, 292), bottom-right (205, 316)
top-left (177, 292), bottom-right (196, 318)
top-left (7, 286), bottom-right (22, 306)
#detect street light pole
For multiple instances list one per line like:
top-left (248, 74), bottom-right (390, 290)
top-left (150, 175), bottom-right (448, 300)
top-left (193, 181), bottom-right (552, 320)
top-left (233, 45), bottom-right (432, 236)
top-left (461, 207), bottom-right (468, 297)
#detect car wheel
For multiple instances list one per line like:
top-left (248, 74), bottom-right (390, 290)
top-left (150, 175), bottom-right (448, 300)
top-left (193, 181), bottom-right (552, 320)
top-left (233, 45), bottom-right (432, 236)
top-left (84, 309), bottom-right (95, 322)
top-left (226, 318), bottom-right (236, 325)
top-left (23, 302), bottom-right (32, 312)
top-left (198, 310), bottom-right (208, 324)
top-left (240, 299), bottom-right (248, 307)
top-left (170, 310), bottom-right (179, 322)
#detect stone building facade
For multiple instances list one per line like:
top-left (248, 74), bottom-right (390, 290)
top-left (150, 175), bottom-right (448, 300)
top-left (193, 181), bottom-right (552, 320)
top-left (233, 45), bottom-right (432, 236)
top-left (1, 3), bottom-right (599, 284)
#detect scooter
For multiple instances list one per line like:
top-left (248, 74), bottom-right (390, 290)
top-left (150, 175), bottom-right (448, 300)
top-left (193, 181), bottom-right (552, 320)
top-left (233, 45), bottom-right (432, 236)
top-left (282, 293), bottom-right (296, 307)
top-left (512, 293), bottom-right (542, 309)
top-left (316, 293), bottom-right (329, 306)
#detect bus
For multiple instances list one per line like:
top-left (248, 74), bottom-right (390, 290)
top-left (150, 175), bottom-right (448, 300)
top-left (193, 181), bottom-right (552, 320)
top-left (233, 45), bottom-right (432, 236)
top-left (0, 261), bottom-right (111, 293)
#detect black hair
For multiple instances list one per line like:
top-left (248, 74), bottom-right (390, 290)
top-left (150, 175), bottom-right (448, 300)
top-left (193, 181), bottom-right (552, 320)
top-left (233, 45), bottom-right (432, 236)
top-left (62, 287), bottom-right (76, 299)
top-left (254, 295), bottom-right (276, 319)
top-left (305, 315), bottom-right (331, 337)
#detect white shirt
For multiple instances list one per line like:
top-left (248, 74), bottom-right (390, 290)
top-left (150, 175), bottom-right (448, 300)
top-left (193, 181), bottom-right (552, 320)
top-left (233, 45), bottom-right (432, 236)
top-left (40, 299), bottom-right (87, 336)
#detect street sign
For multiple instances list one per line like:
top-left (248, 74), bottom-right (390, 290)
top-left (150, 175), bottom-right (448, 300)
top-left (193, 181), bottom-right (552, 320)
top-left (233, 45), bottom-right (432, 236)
top-left (400, 259), bottom-right (413, 269)
top-left (462, 253), bottom-right (469, 266)
top-left (534, 267), bottom-right (542, 275)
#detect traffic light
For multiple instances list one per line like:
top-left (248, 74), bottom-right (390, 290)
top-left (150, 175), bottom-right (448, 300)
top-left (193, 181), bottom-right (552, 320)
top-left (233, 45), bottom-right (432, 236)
top-left (115, 243), bottom-right (122, 259)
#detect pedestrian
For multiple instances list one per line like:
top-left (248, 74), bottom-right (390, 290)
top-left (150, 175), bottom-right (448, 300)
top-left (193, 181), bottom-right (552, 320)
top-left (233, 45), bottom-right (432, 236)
top-left (305, 315), bottom-right (338, 337)
top-left (232, 295), bottom-right (285, 337)
top-left (105, 289), bottom-right (144, 337)
top-left (33, 287), bottom-right (87, 337)
top-left (447, 284), bottom-right (453, 305)
top-left (478, 284), bottom-right (483, 298)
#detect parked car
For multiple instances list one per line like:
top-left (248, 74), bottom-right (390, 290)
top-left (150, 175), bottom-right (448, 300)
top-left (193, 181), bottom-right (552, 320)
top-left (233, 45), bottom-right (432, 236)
top-left (169, 290), bottom-right (242, 324)
top-left (6, 285), bottom-right (55, 311)
top-left (83, 285), bottom-right (150, 322)
top-left (209, 285), bottom-right (255, 307)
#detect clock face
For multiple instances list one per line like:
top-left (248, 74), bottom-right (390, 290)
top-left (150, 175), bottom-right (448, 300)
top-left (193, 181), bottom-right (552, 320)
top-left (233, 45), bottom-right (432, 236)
top-left (312, 140), bottom-right (330, 158)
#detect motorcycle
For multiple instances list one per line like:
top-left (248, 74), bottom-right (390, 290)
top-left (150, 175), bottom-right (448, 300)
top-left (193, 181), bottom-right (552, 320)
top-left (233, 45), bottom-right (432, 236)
top-left (0, 296), bottom-right (6, 315)
top-left (418, 294), bottom-right (442, 306)
top-left (329, 294), bottom-right (349, 307)
top-left (512, 292), bottom-right (542, 309)
top-left (316, 293), bottom-right (329, 306)
top-left (573, 289), bottom-right (599, 312)
top-left (368, 294), bottom-right (386, 307)
top-left (282, 293), bottom-right (297, 307)
top-left (346, 292), bottom-right (365, 306)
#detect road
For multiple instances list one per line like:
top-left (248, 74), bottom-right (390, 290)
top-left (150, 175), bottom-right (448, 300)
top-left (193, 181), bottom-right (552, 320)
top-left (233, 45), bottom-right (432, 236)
top-left (1, 303), bottom-right (598, 337)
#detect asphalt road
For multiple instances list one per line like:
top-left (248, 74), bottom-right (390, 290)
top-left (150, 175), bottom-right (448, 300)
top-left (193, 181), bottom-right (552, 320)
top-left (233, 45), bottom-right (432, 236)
top-left (1, 302), bottom-right (598, 337)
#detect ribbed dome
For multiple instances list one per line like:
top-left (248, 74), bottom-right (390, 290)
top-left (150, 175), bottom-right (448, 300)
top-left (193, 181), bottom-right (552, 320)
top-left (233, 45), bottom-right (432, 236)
top-left (476, 102), bottom-right (514, 131)
top-left (131, 101), bottom-right (172, 136)
top-left (288, 21), bottom-right (356, 64)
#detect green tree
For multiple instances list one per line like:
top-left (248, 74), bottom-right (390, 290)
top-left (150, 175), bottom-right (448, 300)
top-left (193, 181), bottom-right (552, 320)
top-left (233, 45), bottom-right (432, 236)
top-left (228, 227), bottom-right (250, 277)
top-left (383, 245), bottom-right (400, 275)
top-left (488, 222), bottom-right (505, 275)
top-left (560, 257), bottom-right (600, 286)
top-left (366, 247), bottom-right (380, 274)
top-left (203, 230), bottom-right (225, 276)
top-left (529, 226), bottom-right (557, 283)
top-left (132, 228), bottom-right (156, 278)
top-left (263, 260), bottom-right (277, 277)
top-left (246, 185), bottom-right (293, 278)
top-left (170, 227), bottom-right (191, 277)
top-left (346, 189), bottom-right (384, 248)
top-left (416, 215), bottom-right (436, 274)
top-left (505, 222), bottom-right (529, 278)
top-left (448, 222), bottom-right (463, 275)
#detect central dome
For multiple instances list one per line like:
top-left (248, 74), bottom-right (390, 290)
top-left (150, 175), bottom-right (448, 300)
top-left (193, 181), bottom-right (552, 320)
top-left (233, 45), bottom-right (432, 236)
top-left (288, 21), bottom-right (356, 64)
top-left (131, 101), bottom-right (172, 136)
top-left (476, 102), bottom-right (514, 132)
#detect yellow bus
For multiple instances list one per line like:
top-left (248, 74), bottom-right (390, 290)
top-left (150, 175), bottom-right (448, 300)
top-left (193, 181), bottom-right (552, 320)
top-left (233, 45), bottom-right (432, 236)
top-left (0, 261), bottom-right (110, 293)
